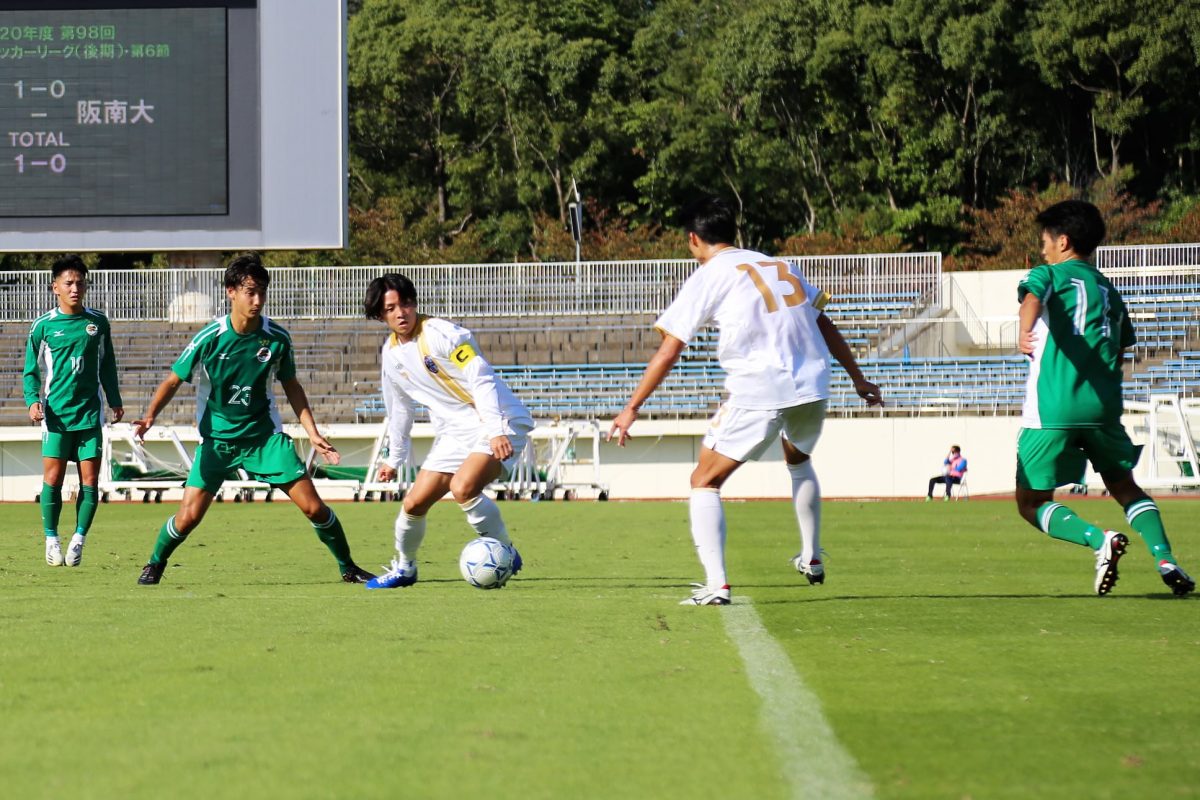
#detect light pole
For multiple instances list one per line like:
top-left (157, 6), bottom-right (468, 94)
top-left (567, 178), bottom-right (582, 264)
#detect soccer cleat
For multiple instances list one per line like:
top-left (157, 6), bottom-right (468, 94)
top-left (341, 563), bottom-right (377, 584)
top-left (137, 561), bottom-right (166, 585)
top-left (1158, 561), bottom-right (1195, 597)
top-left (65, 534), bottom-right (85, 567)
top-left (1094, 531), bottom-right (1128, 596)
top-left (679, 583), bottom-right (731, 606)
top-left (364, 559), bottom-right (417, 589)
top-left (45, 536), bottom-right (64, 567)
top-left (791, 554), bottom-right (826, 585)
top-left (511, 546), bottom-right (523, 577)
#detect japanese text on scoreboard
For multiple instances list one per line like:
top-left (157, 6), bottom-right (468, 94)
top-left (0, 8), bottom-right (228, 217)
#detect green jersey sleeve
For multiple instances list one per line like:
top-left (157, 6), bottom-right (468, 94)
top-left (1017, 264), bottom-right (1052, 302)
top-left (1119, 308), bottom-right (1136, 349)
top-left (22, 318), bottom-right (45, 407)
top-left (172, 345), bottom-right (199, 382)
top-left (99, 318), bottom-right (123, 408)
top-left (172, 322), bottom-right (219, 382)
top-left (277, 338), bottom-right (296, 382)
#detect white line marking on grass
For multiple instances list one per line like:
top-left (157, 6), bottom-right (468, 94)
top-left (722, 597), bottom-right (874, 800)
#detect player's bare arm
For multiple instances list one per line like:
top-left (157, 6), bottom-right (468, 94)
top-left (1019, 294), bottom-right (1042, 355)
top-left (608, 333), bottom-right (686, 446)
top-left (816, 314), bottom-right (884, 406)
top-left (281, 376), bottom-right (340, 465)
top-left (133, 372), bottom-right (183, 439)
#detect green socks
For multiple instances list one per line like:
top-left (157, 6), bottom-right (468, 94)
top-left (150, 516), bottom-right (188, 565)
top-left (149, 509), bottom-right (353, 572)
top-left (1124, 498), bottom-right (1175, 564)
top-left (42, 484), bottom-right (99, 538)
top-left (75, 485), bottom-right (99, 536)
top-left (312, 508), bottom-right (353, 572)
top-left (1037, 502), bottom-right (1105, 549)
top-left (41, 483), bottom-right (62, 537)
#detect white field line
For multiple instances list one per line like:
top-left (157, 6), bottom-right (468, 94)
top-left (723, 598), bottom-right (874, 800)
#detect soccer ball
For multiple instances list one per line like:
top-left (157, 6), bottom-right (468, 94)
top-left (459, 537), bottom-right (516, 589)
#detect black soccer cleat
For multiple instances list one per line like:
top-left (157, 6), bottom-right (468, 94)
top-left (138, 561), bottom-right (166, 585)
top-left (1159, 562), bottom-right (1196, 597)
top-left (341, 564), bottom-right (376, 584)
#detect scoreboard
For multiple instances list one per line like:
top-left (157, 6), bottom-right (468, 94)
top-left (0, 0), bottom-right (347, 251)
top-left (1, 6), bottom-right (232, 217)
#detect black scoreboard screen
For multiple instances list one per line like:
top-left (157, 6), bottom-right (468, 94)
top-left (0, 1), bottom-right (256, 219)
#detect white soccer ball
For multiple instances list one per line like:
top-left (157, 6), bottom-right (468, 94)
top-left (459, 537), bottom-right (516, 589)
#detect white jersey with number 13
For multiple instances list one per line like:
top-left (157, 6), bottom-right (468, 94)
top-left (654, 247), bottom-right (832, 410)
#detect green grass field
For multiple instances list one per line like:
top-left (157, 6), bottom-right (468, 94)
top-left (2, 497), bottom-right (1197, 799)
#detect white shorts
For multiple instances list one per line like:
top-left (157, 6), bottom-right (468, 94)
top-left (422, 418), bottom-right (534, 476)
top-left (702, 400), bottom-right (827, 463)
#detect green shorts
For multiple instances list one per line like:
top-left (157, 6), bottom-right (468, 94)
top-left (42, 427), bottom-right (102, 461)
top-left (1016, 425), bottom-right (1143, 491)
top-left (186, 433), bottom-right (308, 494)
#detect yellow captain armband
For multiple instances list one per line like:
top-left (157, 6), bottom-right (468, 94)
top-left (813, 290), bottom-right (832, 311)
top-left (450, 343), bottom-right (477, 366)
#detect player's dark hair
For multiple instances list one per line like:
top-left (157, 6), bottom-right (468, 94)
top-left (1036, 200), bottom-right (1106, 258)
top-left (51, 254), bottom-right (87, 281)
top-left (364, 273), bottom-right (418, 320)
top-left (950, 445), bottom-right (961, 454)
top-left (679, 195), bottom-right (738, 246)
top-left (224, 253), bottom-right (271, 290)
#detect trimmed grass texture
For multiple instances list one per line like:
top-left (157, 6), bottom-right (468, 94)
top-left (1, 498), bottom-right (1197, 799)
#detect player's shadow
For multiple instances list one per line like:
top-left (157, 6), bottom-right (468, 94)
top-left (510, 576), bottom-right (693, 588)
top-left (748, 592), bottom-right (1192, 604)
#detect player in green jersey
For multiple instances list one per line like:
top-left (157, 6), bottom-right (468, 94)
top-left (1016, 200), bottom-right (1193, 596)
top-left (131, 254), bottom-right (374, 585)
top-left (23, 255), bottom-right (124, 568)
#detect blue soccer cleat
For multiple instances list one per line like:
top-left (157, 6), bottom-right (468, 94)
top-left (365, 558), bottom-right (418, 589)
top-left (510, 546), bottom-right (523, 577)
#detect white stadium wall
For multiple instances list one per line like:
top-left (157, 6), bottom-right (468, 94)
top-left (0, 412), bottom-right (1159, 502)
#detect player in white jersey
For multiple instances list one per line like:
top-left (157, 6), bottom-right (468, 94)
top-left (362, 273), bottom-right (534, 589)
top-left (609, 196), bottom-right (884, 605)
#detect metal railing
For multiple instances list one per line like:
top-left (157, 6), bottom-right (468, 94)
top-left (1097, 243), bottom-right (1200, 271)
top-left (0, 252), bottom-right (942, 322)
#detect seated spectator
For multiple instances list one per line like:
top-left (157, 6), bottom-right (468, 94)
top-left (927, 445), bottom-right (968, 501)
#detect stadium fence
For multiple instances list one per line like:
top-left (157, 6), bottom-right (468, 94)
top-left (0, 253), bottom-right (941, 321)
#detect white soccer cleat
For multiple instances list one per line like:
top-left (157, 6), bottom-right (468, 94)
top-left (65, 534), bottom-right (85, 567)
top-left (45, 536), bottom-right (64, 567)
top-left (791, 554), bottom-right (826, 585)
top-left (680, 583), bottom-right (731, 606)
top-left (1094, 531), bottom-right (1128, 596)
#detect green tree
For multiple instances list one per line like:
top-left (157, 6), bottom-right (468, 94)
top-left (1030, 0), bottom-right (1197, 180)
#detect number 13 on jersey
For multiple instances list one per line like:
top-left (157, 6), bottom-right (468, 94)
top-left (736, 261), bottom-right (809, 313)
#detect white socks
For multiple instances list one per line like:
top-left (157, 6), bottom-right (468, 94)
top-left (394, 511), bottom-right (427, 563)
top-left (396, 495), bottom-right (512, 563)
top-left (689, 488), bottom-right (728, 588)
top-left (460, 494), bottom-right (511, 545)
top-left (788, 460), bottom-right (821, 564)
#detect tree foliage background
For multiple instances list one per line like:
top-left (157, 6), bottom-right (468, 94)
top-left (8, 0), bottom-right (1200, 270)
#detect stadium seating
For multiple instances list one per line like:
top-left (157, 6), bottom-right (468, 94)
top-left (2, 278), bottom-right (1198, 426)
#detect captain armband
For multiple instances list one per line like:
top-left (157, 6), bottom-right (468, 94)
top-left (450, 343), bottom-right (477, 367)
